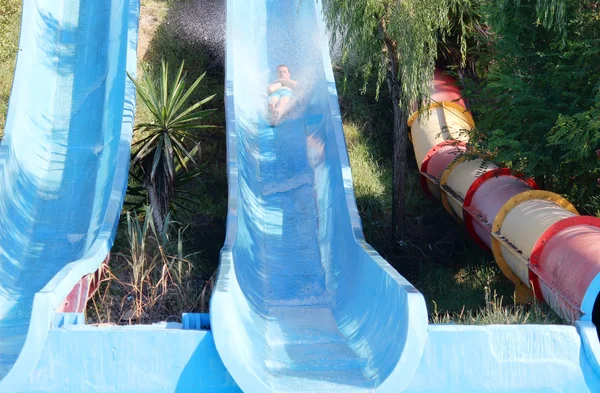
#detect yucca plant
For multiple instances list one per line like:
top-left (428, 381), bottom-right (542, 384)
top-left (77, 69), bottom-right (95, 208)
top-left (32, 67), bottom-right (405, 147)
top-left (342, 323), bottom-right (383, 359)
top-left (127, 59), bottom-right (216, 234)
top-left (124, 154), bottom-right (208, 219)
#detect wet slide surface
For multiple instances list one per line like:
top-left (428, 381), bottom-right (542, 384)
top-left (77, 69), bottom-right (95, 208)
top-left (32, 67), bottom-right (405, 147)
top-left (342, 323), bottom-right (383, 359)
top-left (211, 1), bottom-right (428, 392)
top-left (0, 0), bottom-right (138, 389)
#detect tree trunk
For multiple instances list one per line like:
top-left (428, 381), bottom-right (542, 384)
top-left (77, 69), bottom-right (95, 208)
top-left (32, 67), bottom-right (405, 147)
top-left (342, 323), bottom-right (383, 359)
top-left (387, 74), bottom-right (408, 240)
top-left (145, 180), bottom-right (165, 234)
top-left (379, 17), bottom-right (407, 240)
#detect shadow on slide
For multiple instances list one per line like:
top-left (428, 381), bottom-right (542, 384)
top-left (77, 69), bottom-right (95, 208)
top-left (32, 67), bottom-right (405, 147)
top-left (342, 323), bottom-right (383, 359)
top-left (210, 1), bottom-right (429, 392)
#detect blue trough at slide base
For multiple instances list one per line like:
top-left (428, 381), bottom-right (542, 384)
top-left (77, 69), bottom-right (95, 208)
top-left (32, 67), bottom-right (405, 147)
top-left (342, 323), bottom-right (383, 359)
top-left (1, 0), bottom-right (600, 392)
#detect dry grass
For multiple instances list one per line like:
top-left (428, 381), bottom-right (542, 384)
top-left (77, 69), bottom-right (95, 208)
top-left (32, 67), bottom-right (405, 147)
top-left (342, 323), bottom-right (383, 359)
top-left (0, 0), bottom-right (22, 135)
top-left (430, 286), bottom-right (564, 325)
top-left (88, 208), bottom-right (213, 325)
top-left (344, 121), bottom-right (392, 242)
top-left (138, 0), bottom-right (169, 61)
top-left (134, 0), bottom-right (170, 127)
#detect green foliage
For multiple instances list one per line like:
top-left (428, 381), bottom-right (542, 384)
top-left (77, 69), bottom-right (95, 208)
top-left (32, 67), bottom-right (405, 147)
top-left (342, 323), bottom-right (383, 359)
top-left (321, 0), bottom-right (479, 238)
top-left (321, 0), bottom-right (467, 108)
top-left (495, 0), bottom-right (568, 37)
top-left (127, 59), bottom-right (216, 232)
top-left (466, 0), bottom-right (600, 214)
top-left (438, 0), bottom-right (490, 79)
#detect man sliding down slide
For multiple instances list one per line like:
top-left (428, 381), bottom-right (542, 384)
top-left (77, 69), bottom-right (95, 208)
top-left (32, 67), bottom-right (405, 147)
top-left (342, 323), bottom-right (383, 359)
top-left (267, 64), bottom-right (298, 126)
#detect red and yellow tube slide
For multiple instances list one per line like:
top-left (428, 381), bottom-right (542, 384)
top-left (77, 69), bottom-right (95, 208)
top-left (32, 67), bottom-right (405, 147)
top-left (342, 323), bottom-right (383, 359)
top-left (408, 69), bottom-right (600, 324)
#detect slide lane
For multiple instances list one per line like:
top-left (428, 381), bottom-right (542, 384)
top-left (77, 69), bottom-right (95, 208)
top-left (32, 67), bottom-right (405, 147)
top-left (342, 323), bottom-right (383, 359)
top-left (210, 0), bottom-right (428, 392)
top-left (0, 0), bottom-right (139, 390)
top-left (408, 69), bottom-right (600, 326)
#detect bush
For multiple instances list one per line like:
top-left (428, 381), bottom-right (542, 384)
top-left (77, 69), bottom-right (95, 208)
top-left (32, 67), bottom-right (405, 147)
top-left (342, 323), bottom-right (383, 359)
top-left (465, 0), bottom-right (600, 216)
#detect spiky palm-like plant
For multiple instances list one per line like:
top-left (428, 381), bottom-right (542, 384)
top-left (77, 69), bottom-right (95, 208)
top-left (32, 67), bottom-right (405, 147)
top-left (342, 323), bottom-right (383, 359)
top-left (127, 60), bottom-right (216, 234)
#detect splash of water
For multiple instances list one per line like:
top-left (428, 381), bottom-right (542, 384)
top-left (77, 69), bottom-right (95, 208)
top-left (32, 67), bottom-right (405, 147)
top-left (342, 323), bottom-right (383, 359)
top-left (168, 0), bottom-right (226, 69)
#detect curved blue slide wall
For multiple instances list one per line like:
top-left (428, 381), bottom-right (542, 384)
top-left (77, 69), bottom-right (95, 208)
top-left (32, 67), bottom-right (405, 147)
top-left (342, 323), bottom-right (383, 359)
top-left (211, 1), bottom-right (429, 392)
top-left (0, 0), bottom-right (139, 390)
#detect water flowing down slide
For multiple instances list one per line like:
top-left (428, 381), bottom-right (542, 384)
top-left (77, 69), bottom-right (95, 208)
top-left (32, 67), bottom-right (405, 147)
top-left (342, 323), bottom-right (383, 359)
top-left (210, 1), bottom-right (429, 392)
top-left (0, 0), bottom-right (139, 390)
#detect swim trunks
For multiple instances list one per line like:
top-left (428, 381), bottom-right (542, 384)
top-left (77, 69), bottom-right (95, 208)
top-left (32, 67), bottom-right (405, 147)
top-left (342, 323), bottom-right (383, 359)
top-left (269, 89), bottom-right (294, 98)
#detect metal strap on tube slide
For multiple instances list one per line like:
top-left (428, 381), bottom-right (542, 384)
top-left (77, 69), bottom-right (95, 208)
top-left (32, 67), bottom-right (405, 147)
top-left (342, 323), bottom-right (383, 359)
top-left (462, 169), bottom-right (538, 252)
top-left (439, 156), bottom-right (470, 223)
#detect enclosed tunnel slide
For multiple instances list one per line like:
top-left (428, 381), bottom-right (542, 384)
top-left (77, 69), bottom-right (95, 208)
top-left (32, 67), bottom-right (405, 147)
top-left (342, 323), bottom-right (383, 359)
top-left (0, 0), bottom-right (139, 390)
top-left (408, 69), bottom-right (600, 325)
top-left (210, 0), bottom-right (428, 392)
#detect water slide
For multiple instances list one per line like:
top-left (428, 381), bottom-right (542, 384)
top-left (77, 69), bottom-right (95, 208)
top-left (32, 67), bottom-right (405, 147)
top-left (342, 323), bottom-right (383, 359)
top-left (0, 0), bottom-right (139, 390)
top-left (409, 70), bottom-right (600, 326)
top-left (2, 0), bottom-right (600, 392)
top-left (210, 0), bottom-right (428, 392)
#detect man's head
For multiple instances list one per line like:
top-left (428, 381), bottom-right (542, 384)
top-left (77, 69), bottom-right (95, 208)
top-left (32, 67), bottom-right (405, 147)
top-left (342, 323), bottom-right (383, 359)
top-left (277, 64), bottom-right (291, 79)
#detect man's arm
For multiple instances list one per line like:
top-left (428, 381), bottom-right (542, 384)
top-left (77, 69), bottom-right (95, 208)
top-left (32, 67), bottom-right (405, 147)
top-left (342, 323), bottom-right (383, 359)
top-left (277, 78), bottom-right (298, 90)
top-left (267, 82), bottom-right (283, 94)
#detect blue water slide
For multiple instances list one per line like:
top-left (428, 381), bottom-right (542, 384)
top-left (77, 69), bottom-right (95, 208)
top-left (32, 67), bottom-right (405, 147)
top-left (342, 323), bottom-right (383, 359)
top-left (0, 0), bottom-right (139, 390)
top-left (210, 1), bottom-right (429, 392)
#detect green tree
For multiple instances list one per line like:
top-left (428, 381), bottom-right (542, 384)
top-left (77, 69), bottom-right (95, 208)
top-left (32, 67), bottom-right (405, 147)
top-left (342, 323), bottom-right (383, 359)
top-left (466, 0), bottom-right (600, 214)
top-left (128, 60), bottom-right (216, 233)
top-left (320, 0), bottom-right (472, 239)
top-left (438, 0), bottom-right (490, 83)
